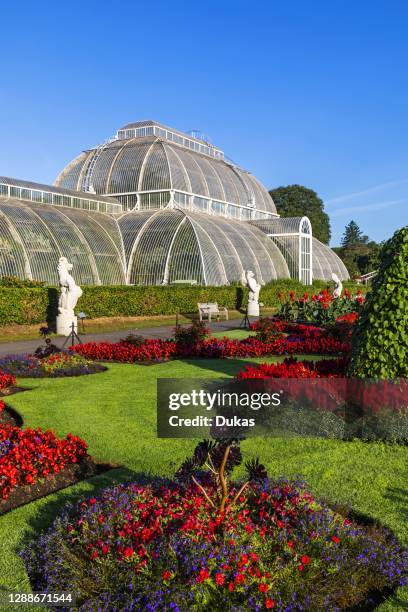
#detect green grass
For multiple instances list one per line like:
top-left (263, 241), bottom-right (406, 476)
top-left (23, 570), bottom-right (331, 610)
top-left (0, 359), bottom-right (407, 610)
top-left (211, 329), bottom-right (255, 340)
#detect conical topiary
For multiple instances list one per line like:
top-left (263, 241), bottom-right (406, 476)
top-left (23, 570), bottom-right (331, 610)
top-left (349, 226), bottom-right (408, 378)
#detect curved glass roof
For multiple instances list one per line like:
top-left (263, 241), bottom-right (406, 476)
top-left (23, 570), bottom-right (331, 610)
top-left (55, 121), bottom-right (277, 217)
top-left (118, 208), bottom-right (289, 285)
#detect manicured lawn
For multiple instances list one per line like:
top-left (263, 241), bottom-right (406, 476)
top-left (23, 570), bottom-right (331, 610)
top-left (212, 329), bottom-right (255, 340)
top-left (1, 359), bottom-right (407, 610)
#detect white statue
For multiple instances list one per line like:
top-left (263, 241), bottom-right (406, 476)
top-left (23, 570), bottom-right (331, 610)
top-left (331, 272), bottom-right (343, 299)
top-left (242, 270), bottom-right (261, 317)
top-left (56, 257), bottom-right (83, 335)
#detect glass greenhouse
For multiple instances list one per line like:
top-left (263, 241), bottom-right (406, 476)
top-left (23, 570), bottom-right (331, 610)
top-left (0, 121), bottom-right (349, 286)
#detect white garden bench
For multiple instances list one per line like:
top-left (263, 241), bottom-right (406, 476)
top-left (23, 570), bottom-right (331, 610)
top-left (197, 302), bottom-right (229, 322)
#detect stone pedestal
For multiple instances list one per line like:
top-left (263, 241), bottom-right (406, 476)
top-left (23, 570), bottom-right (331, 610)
top-left (247, 302), bottom-right (260, 317)
top-left (56, 313), bottom-right (77, 336)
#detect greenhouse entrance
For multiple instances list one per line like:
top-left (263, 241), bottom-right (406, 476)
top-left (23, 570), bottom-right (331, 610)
top-left (250, 217), bottom-right (313, 285)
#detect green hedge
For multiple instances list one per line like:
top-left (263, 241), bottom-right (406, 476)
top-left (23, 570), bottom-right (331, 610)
top-left (0, 280), bottom-right (368, 326)
top-left (349, 226), bottom-right (408, 378)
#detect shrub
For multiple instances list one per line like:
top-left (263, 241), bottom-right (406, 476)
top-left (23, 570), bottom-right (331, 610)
top-left (120, 333), bottom-right (146, 347)
top-left (174, 320), bottom-right (209, 347)
top-left (349, 226), bottom-right (408, 378)
top-left (21, 441), bottom-right (408, 610)
top-left (0, 275), bottom-right (45, 288)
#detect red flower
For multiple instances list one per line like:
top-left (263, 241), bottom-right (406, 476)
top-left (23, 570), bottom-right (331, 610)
top-left (301, 555), bottom-right (311, 565)
top-left (162, 570), bottom-right (171, 580)
top-left (215, 573), bottom-right (225, 585)
top-left (235, 573), bottom-right (245, 584)
top-left (259, 583), bottom-right (270, 593)
top-left (228, 582), bottom-right (235, 592)
top-left (331, 535), bottom-right (340, 544)
top-left (123, 547), bottom-right (134, 558)
top-left (197, 568), bottom-right (210, 583)
top-left (101, 544), bottom-right (109, 555)
top-left (287, 540), bottom-right (294, 548)
top-left (265, 600), bottom-right (276, 609)
top-left (0, 425), bottom-right (88, 501)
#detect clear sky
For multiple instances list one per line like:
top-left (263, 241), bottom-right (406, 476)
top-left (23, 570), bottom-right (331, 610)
top-left (1, 0), bottom-right (407, 246)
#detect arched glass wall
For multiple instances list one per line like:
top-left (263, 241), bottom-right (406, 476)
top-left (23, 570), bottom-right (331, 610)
top-left (312, 237), bottom-right (350, 281)
top-left (118, 208), bottom-right (290, 286)
top-left (0, 198), bottom-right (125, 285)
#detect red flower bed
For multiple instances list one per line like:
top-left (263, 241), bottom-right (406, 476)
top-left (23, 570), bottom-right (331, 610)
top-left (71, 339), bottom-right (177, 363)
top-left (0, 426), bottom-right (89, 500)
top-left (71, 332), bottom-right (349, 364)
top-left (336, 312), bottom-right (358, 324)
top-left (0, 370), bottom-right (16, 391)
top-left (237, 357), bottom-right (349, 380)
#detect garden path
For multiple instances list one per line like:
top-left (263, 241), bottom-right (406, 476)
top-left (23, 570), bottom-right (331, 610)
top-left (0, 318), bottom-right (244, 357)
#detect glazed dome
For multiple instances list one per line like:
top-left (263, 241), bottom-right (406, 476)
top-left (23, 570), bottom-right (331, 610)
top-left (55, 121), bottom-right (277, 218)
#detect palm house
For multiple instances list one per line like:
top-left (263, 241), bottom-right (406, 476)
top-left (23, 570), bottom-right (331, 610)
top-left (0, 120), bottom-right (348, 286)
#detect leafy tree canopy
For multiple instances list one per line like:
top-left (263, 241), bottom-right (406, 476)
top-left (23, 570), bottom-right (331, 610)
top-left (269, 185), bottom-right (331, 244)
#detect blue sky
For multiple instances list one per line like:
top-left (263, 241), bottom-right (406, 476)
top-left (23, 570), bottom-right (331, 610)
top-left (1, 0), bottom-right (407, 246)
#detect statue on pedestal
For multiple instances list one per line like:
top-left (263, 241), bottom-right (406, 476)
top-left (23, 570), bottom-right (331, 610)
top-left (242, 270), bottom-right (261, 317)
top-left (331, 272), bottom-right (343, 298)
top-left (56, 257), bottom-right (83, 336)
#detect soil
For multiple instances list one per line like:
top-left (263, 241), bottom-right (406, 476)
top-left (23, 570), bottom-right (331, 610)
top-left (0, 404), bottom-right (22, 427)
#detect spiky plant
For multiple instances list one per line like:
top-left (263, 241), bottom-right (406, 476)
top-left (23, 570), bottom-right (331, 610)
top-left (175, 439), bottom-right (267, 514)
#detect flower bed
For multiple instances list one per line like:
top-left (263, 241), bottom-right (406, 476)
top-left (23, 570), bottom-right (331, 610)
top-left (22, 440), bottom-right (408, 610)
top-left (235, 358), bottom-right (408, 442)
top-left (277, 288), bottom-right (364, 325)
top-left (71, 330), bottom-right (349, 364)
top-left (0, 425), bottom-right (95, 513)
top-left (0, 353), bottom-right (106, 378)
top-left (237, 356), bottom-right (349, 379)
top-left (0, 370), bottom-right (16, 393)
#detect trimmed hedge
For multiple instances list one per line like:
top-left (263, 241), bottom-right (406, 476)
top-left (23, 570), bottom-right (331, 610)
top-left (349, 226), bottom-right (408, 378)
top-left (0, 280), bottom-right (368, 326)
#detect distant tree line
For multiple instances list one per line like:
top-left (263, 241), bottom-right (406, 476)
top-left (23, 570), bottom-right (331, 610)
top-left (333, 220), bottom-right (382, 278)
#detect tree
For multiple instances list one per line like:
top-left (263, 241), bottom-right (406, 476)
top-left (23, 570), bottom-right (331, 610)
top-left (269, 185), bottom-right (331, 244)
top-left (341, 220), bottom-right (365, 247)
top-left (335, 221), bottom-right (381, 277)
top-left (349, 226), bottom-right (408, 378)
